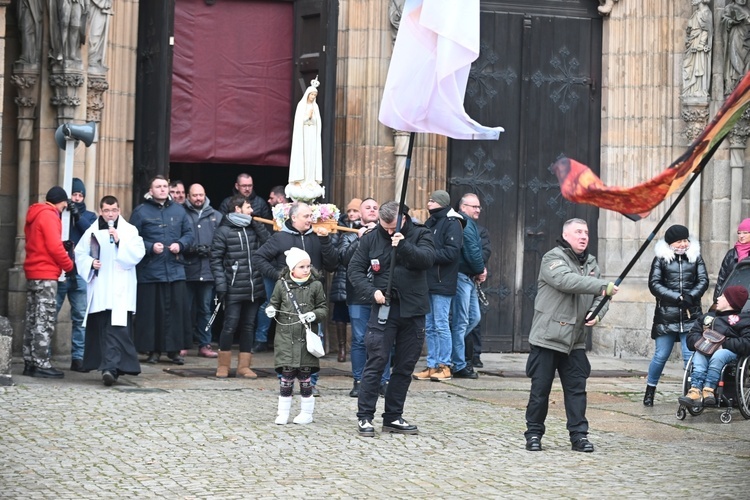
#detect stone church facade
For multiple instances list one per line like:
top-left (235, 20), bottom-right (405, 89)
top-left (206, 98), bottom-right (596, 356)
top-left (0, 0), bottom-right (747, 361)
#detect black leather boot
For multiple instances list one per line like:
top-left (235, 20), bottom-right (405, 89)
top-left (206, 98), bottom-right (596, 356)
top-left (643, 384), bottom-right (656, 407)
top-left (335, 322), bottom-right (347, 362)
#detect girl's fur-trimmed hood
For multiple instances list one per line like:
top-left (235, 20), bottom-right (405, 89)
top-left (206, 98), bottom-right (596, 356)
top-left (654, 235), bottom-right (701, 263)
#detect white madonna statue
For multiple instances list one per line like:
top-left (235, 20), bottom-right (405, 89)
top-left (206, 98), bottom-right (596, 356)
top-left (286, 77), bottom-right (325, 202)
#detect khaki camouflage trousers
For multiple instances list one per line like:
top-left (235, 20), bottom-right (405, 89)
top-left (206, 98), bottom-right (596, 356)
top-left (23, 279), bottom-right (58, 369)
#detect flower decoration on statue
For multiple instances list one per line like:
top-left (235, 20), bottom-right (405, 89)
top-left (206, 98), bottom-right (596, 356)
top-left (272, 201), bottom-right (340, 230)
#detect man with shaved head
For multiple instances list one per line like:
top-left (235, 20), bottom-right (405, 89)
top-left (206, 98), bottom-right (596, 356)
top-left (183, 183), bottom-right (222, 358)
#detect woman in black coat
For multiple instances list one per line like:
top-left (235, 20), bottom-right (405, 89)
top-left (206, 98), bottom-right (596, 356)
top-left (644, 225), bottom-right (709, 406)
top-left (210, 195), bottom-right (270, 378)
top-left (713, 218), bottom-right (750, 302)
top-left (680, 285), bottom-right (750, 407)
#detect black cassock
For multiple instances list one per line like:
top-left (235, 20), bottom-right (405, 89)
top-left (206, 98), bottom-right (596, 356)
top-left (82, 310), bottom-right (141, 376)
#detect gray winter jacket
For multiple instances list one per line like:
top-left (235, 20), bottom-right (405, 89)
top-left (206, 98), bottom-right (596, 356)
top-left (528, 243), bottom-right (610, 354)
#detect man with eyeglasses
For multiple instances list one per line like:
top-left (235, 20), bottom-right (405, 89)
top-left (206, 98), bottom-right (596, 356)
top-left (219, 173), bottom-right (272, 220)
top-left (253, 202), bottom-right (339, 395)
top-left (460, 193), bottom-right (491, 369)
top-left (74, 196), bottom-right (145, 386)
top-left (449, 193), bottom-right (487, 379)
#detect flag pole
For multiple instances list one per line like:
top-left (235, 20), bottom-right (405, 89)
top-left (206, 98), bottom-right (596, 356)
top-left (585, 146), bottom-right (717, 321)
top-left (377, 132), bottom-right (416, 324)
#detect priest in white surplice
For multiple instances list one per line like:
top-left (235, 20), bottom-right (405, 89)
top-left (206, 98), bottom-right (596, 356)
top-left (75, 195), bottom-right (145, 386)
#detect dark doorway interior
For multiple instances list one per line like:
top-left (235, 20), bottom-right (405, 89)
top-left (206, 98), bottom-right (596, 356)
top-left (169, 163), bottom-right (289, 210)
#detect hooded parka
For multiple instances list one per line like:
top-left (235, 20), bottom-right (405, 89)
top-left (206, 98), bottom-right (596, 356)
top-left (649, 237), bottom-right (709, 339)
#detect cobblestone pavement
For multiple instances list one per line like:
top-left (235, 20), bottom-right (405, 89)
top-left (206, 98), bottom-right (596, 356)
top-left (2, 352), bottom-right (749, 499)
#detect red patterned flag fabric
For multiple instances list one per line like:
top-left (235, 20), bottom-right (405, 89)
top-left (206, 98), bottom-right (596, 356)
top-left (552, 71), bottom-right (750, 220)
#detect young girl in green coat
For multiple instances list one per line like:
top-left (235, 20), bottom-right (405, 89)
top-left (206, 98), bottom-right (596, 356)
top-left (265, 247), bottom-right (328, 424)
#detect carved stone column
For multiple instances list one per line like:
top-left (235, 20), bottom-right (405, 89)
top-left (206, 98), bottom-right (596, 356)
top-left (8, 64), bottom-right (40, 355)
top-left (728, 117), bottom-right (750, 242)
top-left (681, 102), bottom-right (709, 231)
top-left (85, 75), bottom-right (110, 205)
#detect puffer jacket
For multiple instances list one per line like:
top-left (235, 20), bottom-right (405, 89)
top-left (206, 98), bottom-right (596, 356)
top-left (269, 268), bottom-right (328, 372)
top-left (528, 242), bottom-right (610, 354)
top-left (183, 197), bottom-right (221, 282)
top-left (687, 309), bottom-right (750, 357)
top-left (130, 196), bottom-right (194, 283)
top-left (329, 216), bottom-right (361, 303)
top-left (649, 237), bottom-right (709, 339)
top-left (713, 248), bottom-right (750, 302)
top-left (252, 218), bottom-right (338, 281)
top-left (425, 206), bottom-right (464, 295)
top-left (218, 190), bottom-right (272, 220)
top-left (210, 216), bottom-right (269, 303)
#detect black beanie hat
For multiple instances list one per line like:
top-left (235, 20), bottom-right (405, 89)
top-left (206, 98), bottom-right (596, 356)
top-left (665, 224), bottom-right (689, 245)
top-left (723, 285), bottom-right (748, 311)
top-left (45, 186), bottom-right (68, 204)
top-left (72, 177), bottom-right (86, 197)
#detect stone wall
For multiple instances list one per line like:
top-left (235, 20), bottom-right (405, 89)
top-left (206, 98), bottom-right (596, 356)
top-left (594, 1), bottom-right (750, 360)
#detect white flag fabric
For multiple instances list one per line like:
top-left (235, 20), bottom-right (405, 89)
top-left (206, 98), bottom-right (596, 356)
top-left (379, 0), bottom-right (504, 140)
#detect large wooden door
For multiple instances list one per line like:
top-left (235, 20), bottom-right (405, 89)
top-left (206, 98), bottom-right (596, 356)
top-left (448, 1), bottom-right (602, 352)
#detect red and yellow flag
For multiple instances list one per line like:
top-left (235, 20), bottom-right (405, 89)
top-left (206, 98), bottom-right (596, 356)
top-left (552, 71), bottom-right (750, 220)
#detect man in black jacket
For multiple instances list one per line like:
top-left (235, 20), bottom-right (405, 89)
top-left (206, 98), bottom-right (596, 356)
top-left (130, 175), bottom-right (194, 365)
top-left (348, 201), bottom-right (435, 436)
top-left (183, 183), bottom-right (222, 358)
top-left (252, 201), bottom-right (338, 394)
top-left (218, 173), bottom-right (272, 219)
top-left (413, 190), bottom-right (463, 382)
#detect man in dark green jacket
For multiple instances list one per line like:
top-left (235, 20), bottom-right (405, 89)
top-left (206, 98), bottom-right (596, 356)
top-left (524, 218), bottom-right (617, 454)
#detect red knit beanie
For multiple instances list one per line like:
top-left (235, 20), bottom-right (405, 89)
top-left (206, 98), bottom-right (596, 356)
top-left (722, 285), bottom-right (748, 311)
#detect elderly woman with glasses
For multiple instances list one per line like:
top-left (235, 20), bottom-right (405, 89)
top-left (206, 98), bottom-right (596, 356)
top-left (714, 218), bottom-right (750, 303)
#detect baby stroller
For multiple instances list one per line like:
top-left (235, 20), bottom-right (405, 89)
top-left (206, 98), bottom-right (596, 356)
top-left (678, 261), bottom-right (750, 422)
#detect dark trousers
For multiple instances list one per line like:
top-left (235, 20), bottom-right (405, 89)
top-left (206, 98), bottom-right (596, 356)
top-left (524, 345), bottom-right (590, 442)
top-left (357, 302), bottom-right (424, 422)
top-left (219, 300), bottom-right (260, 352)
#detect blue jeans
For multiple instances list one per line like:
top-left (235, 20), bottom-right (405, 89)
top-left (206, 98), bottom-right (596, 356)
top-left (425, 294), bottom-right (453, 367)
top-left (254, 277), bottom-right (276, 343)
top-left (451, 273), bottom-right (481, 372)
top-left (690, 349), bottom-right (738, 389)
top-left (350, 303), bottom-right (391, 383)
top-left (186, 281), bottom-right (215, 347)
top-left (56, 274), bottom-right (87, 360)
top-left (646, 333), bottom-right (691, 386)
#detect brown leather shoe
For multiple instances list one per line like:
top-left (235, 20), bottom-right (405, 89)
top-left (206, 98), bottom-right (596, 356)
top-left (430, 364), bottom-right (453, 381)
top-left (412, 366), bottom-right (436, 380)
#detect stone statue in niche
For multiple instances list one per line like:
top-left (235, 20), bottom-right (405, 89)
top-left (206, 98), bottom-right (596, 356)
top-left (389, 0), bottom-right (405, 45)
top-left (723, 0), bottom-right (750, 94)
top-left (48, 0), bottom-right (86, 65)
top-left (286, 77), bottom-right (324, 202)
top-left (682, 0), bottom-right (712, 99)
top-left (16, 0), bottom-right (43, 66)
top-left (88, 0), bottom-right (113, 73)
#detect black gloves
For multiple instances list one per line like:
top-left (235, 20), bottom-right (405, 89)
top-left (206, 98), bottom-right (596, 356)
top-left (67, 200), bottom-right (80, 222)
top-left (196, 244), bottom-right (211, 257)
top-left (63, 240), bottom-right (74, 253)
top-left (216, 291), bottom-right (226, 303)
top-left (65, 265), bottom-right (78, 290)
top-left (678, 295), bottom-right (695, 309)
